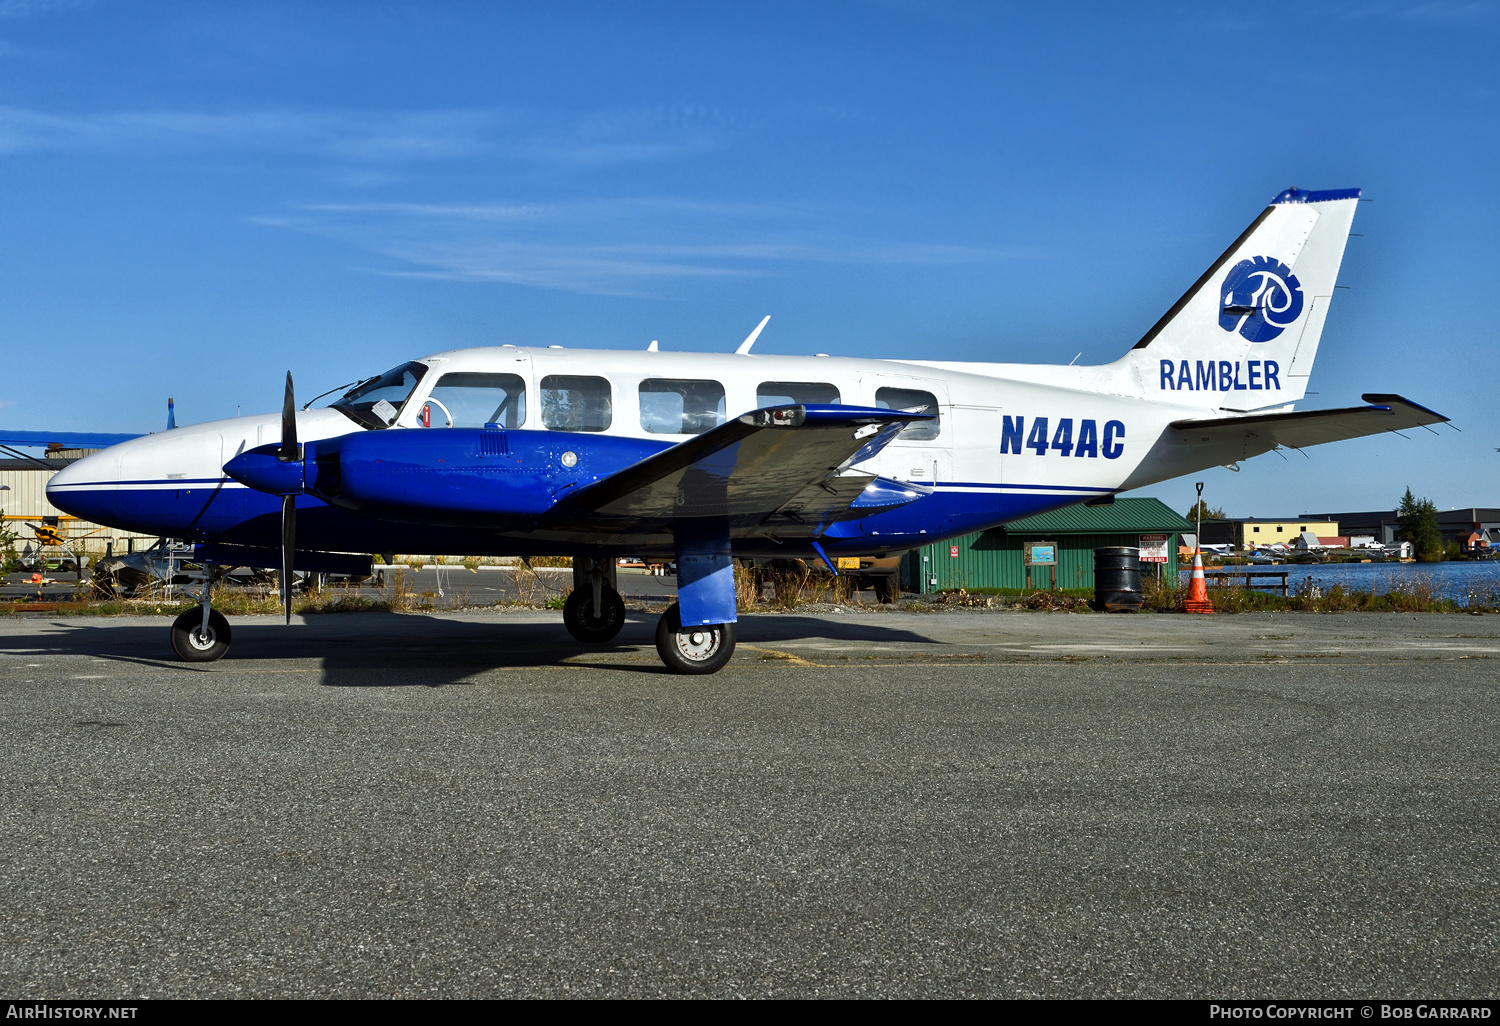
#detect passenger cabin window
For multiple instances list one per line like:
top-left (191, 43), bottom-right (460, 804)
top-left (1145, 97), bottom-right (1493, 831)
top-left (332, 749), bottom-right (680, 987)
top-left (541, 375), bottom-right (612, 432)
top-left (425, 372), bottom-right (527, 428)
top-left (331, 361), bottom-right (428, 429)
top-left (875, 387), bottom-right (940, 441)
top-left (639, 378), bottom-right (726, 435)
top-left (756, 381), bottom-right (841, 407)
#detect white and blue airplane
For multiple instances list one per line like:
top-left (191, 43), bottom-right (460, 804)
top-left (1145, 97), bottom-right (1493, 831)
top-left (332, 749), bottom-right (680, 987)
top-left (3, 186), bottom-right (1446, 673)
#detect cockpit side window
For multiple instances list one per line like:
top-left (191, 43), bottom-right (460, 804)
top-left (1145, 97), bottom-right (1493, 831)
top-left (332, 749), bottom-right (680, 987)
top-left (756, 381), bottom-right (841, 407)
top-left (875, 386), bottom-right (941, 441)
top-left (426, 372), bottom-right (527, 428)
top-left (541, 375), bottom-right (612, 432)
top-left (331, 361), bottom-right (428, 429)
top-left (640, 378), bottom-right (726, 435)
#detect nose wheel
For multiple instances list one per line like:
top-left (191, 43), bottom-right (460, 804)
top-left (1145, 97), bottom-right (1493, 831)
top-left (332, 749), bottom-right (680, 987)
top-left (171, 607), bottom-right (231, 662)
top-left (654, 602), bottom-right (736, 675)
top-left (170, 563), bottom-right (231, 662)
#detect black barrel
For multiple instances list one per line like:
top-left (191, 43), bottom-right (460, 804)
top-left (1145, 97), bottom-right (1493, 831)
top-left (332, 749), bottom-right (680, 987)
top-left (1094, 547), bottom-right (1143, 612)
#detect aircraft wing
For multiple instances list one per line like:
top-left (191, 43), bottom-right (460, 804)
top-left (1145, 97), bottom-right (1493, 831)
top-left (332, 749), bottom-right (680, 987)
top-left (1169, 394), bottom-right (1447, 452)
top-left (561, 404), bottom-right (931, 525)
top-left (0, 430), bottom-right (144, 449)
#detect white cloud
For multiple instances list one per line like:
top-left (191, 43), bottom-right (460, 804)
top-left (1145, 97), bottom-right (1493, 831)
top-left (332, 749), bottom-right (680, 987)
top-left (1340, 0), bottom-right (1497, 23)
top-left (0, 0), bottom-right (85, 19)
top-left (253, 197), bottom-right (1023, 296)
top-left (0, 103), bottom-right (731, 167)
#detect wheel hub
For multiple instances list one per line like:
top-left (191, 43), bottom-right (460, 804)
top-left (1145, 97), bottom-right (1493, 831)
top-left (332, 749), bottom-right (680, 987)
top-left (674, 627), bottom-right (720, 661)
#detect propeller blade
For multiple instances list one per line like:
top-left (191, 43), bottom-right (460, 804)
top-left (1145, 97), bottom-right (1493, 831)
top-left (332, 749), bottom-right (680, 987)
top-left (281, 493), bottom-right (296, 625)
top-left (280, 372), bottom-right (298, 462)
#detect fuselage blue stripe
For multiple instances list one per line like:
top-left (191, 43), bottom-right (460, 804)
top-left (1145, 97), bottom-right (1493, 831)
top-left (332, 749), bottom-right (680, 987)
top-left (937, 481), bottom-right (1115, 493)
top-left (49, 476), bottom-right (231, 489)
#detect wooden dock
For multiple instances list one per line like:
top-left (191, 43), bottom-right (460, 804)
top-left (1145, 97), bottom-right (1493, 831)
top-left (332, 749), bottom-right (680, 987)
top-left (1200, 568), bottom-right (1292, 596)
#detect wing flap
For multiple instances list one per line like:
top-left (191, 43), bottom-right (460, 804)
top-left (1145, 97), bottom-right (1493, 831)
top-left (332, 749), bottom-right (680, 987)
top-left (564, 404), bottom-right (927, 523)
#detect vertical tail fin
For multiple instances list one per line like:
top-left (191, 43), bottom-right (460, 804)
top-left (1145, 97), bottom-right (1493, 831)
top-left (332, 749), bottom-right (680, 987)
top-left (1115, 187), bottom-right (1360, 409)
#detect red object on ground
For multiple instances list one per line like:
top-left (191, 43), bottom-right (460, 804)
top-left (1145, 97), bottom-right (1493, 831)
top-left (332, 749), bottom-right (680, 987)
top-left (1183, 549), bottom-right (1215, 614)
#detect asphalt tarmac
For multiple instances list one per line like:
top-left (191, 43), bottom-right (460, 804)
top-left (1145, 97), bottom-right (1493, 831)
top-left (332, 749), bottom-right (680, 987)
top-left (2, 609), bottom-right (1498, 999)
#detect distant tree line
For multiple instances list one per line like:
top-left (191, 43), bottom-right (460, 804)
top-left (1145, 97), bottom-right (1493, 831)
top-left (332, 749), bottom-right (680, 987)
top-left (1396, 487), bottom-right (1444, 563)
top-left (1185, 500), bottom-right (1226, 522)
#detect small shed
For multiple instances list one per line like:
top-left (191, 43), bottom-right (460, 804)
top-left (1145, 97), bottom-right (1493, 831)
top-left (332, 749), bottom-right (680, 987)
top-left (905, 497), bottom-right (1193, 593)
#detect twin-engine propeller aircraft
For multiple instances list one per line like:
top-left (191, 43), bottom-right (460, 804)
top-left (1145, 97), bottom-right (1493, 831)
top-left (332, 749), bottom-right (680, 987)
top-left (7, 186), bottom-right (1447, 673)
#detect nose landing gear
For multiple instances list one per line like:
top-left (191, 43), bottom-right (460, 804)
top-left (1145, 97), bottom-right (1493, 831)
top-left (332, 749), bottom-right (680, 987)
top-left (170, 565), bottom-right (231, 662)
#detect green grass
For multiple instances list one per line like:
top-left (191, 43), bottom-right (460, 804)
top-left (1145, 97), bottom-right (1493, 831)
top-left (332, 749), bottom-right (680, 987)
top-left (0, 592), bottom-right (392, 617)
top-left (934, 586), bottom-right (1096, 599)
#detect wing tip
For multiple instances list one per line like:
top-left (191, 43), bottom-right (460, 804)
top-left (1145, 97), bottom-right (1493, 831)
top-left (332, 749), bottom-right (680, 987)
top-left (1360, 393), bottom-right (1449, 422)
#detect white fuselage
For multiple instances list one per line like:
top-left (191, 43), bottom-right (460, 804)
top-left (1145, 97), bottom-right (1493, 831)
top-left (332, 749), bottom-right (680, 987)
top-left (50, 344), bottom-right (1240, 526)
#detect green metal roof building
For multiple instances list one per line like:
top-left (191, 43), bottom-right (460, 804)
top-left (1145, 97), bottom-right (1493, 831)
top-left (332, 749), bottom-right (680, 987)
top-left (905, 498), bottom-right (1194, 593)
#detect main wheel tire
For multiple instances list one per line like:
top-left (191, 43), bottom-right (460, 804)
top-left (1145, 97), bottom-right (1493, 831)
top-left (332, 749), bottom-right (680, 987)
top-left (654, 602), bottom-right (736, 675)
top-left (562, 585), bottom-right (627, 643)
top-left (171, 608), bottom-right (232, 662)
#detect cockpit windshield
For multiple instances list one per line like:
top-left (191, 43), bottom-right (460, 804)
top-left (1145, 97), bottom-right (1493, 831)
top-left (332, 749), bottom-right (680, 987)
top-left (331, 361), bottom-right (428, 429)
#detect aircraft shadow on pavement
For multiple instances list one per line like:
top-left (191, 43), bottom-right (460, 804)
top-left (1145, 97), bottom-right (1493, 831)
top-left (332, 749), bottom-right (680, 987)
top-left (0, 612), bottom-right (943, 686)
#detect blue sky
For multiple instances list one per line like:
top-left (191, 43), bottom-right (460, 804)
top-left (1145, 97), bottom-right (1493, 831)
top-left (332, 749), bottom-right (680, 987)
top-left (1, 0), bottom-right (1496, 516)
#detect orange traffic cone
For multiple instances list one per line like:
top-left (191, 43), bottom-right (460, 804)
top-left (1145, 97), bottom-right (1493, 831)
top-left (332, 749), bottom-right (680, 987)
top-left (1183, 548), bottom-right (1215, 614)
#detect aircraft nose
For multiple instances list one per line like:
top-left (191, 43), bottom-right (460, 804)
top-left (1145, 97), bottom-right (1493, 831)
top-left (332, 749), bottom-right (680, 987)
top-left (45, 448), bottom-right (119, 523)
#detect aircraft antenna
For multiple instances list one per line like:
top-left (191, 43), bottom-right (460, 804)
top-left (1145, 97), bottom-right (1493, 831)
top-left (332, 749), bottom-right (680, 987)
top-left (735, 315), bottom-right (770, 355)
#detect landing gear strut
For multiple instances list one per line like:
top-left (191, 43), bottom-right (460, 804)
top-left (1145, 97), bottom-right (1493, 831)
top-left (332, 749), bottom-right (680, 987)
top-left (171, 565), bottom-right (231, 662)
top-left (563, 556), bottom-right (626, 643)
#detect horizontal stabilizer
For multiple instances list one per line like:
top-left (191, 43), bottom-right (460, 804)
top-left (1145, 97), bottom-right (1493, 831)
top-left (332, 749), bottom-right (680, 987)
top-left (564, 404), bottom-right (930, 524)
top-left (1169, 394), bottom-right (1447, 452)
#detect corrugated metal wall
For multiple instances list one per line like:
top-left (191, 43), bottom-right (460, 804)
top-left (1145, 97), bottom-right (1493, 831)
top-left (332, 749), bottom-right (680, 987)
top-left (2, 466), bottom-right (157, 551)
top-left (0, 467), bottom-right (62, 519)
top-left (906, 529), bottom-right (1181, 593)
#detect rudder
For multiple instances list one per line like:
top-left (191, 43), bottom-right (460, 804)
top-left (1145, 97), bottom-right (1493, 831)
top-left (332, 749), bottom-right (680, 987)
top-left (1115, 187), bottom-right (1360, 409)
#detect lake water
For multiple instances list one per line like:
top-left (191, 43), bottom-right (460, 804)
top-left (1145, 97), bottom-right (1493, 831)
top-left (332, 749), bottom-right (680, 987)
top-left (1179, 559), bottom-right (1500, 603)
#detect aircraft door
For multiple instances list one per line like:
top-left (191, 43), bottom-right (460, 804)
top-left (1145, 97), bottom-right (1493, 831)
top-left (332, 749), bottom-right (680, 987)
top-left (861, 373), bottom-right (953, 485)
top-left (949, 405), bottom-right (1003, 487)
top-left (411, 349), bottom-right (536, 430)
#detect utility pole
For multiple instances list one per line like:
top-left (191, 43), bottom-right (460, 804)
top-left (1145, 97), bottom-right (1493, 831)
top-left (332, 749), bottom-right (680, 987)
top-left (1195, 481), bottom-right (1204, 554)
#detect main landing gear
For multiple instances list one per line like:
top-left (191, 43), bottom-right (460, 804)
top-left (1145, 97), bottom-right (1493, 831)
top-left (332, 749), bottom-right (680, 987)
top-left (563, 556), bottom-right (626, 643)
top-left (654, 602), bottom-right (735, 675)
top-left (563, 555), bottom-right (737, 673)
top-left (170, 565), bottom-right (232, 662)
